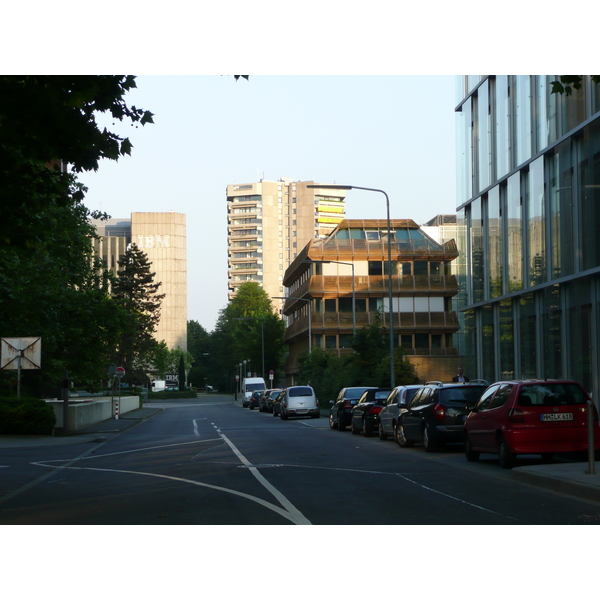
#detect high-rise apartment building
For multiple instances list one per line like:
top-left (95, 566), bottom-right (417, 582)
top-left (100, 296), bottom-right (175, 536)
top-left (91, 212), bottom-right (187, 351)
top-left (456, 75), bottom-right (600, 398)
top-left (226, 178), bottom-right (347, 312)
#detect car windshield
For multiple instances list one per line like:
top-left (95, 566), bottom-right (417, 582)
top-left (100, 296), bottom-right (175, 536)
top-left (247, 383), bottom-right (265, 391)
top-left (289, 387), bottom-right (312, 397)
top-left (440, 386), bottom-right (487, 404)
top-left (518, 383), bottom-right (588, 407)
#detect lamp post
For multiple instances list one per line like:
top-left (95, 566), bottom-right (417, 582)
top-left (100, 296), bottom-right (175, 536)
top-left (273, 296), bottom-right (312, 354)
top-left (307, 183), bottom-right (395, 387)
top-left (303, 259), bottom-right (355, 335)
top-left (233, 317), bottom-right (265, 379)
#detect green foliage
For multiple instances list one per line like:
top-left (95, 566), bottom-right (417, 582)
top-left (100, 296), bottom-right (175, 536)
top-left (210, 282), bottom-right (286, 390)
top-left (111, 243), bottom-right (165, 374)
top-left (178, 354), bottom-right (186, 389)
top-left (0, 397), bottom-right (56, 435)
top-left (551, 75), bottom-right (600, 95)
top-left (297, 317), bottom-right (418, 402)
top-left (0, 75), bottom-right (153, 390)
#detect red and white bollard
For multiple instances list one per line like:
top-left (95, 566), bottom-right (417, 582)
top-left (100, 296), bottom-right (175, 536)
top-left (115, 400), bottom-right (119, 420)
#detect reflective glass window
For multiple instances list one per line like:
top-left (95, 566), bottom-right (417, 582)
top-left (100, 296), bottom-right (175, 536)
top-left (499, 299), bottom-right (514, 379)
top-left (578, 120), bottom-right (600, 271)
top-left (515, 75), bottom-right (533, 166)
top-left (488, 185), bottom-right (503, 298)
top-left (477, 80), bottom-right (492, 191)
top-left (495, 75), bottom-right (511, 179)
top-left (519, 293), bottom-right (537, 378)
top-left (548, 140), bottom-right (575, 278)
top-left (481, 304), bottom-right (496, 383)
top-left (471, 198), bottom-right (484, 303)
top-left (506, 172), bottom-right (523, 292)
top-left (528, 157), bottom-right (546, 286)
top-left (568, 279), bottom-right (592, 392)
top-left (543, 285), bottom-right (562, 378)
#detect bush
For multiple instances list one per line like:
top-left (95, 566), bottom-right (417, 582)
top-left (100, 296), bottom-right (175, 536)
top-left (0, 397), bottom-right (56, 435)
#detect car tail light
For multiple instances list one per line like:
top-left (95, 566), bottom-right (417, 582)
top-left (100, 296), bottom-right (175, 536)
top-left (433, 403), bottom-right (445, 420)
top-left (369, 406), bottom-right (382, 415)
top-left (343, 400), bottom-right (353, 410)
top-left (508, 408), bottom-right (524, 423)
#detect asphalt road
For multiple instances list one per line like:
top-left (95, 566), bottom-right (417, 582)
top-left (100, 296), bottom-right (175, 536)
top-left (1, 394), bottom-right (600, 525)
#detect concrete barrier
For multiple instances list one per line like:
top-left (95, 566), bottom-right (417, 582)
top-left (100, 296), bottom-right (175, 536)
top-left (46, 396), bottom-right (140, 431)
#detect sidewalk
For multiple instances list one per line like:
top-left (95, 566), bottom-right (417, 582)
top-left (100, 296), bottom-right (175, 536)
top-left (0, 407), bottom-right (162, 448)
top-left (1, 406), bottom-right (599, 504)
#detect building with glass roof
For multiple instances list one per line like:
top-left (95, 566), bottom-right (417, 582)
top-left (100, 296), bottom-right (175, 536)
top-left (281, 219), bottom-right (461, 384)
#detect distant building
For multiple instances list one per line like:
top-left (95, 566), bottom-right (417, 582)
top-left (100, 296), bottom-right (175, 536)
top-left (455, 75), bottom-right (600, 396)
top-left (91, 212), bottom-right (187, 351)
top-left (227, 178), bottom-right (347, 313)
top-left (281, 218), bottom-right (461, 384)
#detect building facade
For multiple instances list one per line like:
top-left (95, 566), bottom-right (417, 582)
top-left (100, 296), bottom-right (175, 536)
top-left (91, 212), bottom-right (187, 351)
top-left (455, 75), bottom-right (600, 399)
top-left (227, 178), bottom-right (347, 313)
top-left (281, 219), bottom-right (461, 384)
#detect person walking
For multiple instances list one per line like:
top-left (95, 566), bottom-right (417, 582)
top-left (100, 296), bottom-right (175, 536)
top-left (452, 367), bottom-right (469, 383)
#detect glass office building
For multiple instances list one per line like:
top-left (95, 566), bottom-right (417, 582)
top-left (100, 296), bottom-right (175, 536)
top-left (455, 76), bottom-right (600, 399)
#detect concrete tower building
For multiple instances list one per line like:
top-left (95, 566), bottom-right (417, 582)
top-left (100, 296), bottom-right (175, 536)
top-left (227, 178), bottom-right (347, 312)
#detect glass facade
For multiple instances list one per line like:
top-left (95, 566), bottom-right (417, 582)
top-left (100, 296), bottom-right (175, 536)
top-left (456, 75), bottom-right (600, 401)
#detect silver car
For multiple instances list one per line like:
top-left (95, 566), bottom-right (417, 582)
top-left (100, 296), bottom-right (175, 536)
top-left (378, 385), bottom-right (422, 442)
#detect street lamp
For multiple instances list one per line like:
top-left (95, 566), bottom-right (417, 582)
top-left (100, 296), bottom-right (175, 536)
top-left (273, 296), bottom-right (312, 354)
top-left (303, 259), bottom-right (356, 335)
top-left (307, 183), bottom-right (395, 387)
top-left (234, 317), bottom-right (265, 379)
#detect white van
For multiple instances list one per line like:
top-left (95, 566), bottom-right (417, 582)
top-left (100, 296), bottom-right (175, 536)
top-left (242, 377), bottom-right (266, 407)
top-left (279, 385), bottom-right (319, 419)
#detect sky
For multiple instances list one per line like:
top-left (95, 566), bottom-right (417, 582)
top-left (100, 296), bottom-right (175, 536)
top-left (80, 75), bottom-right (459, 332)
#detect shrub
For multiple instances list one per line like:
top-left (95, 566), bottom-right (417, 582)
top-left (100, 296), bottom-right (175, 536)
top-left (0, 397), bottom-right (56, 435)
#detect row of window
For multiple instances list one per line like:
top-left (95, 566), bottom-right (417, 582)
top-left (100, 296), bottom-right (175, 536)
top-left (460, 116), bottom-right (600, 306)
top-left (313, 333), bottom-right (452, 350)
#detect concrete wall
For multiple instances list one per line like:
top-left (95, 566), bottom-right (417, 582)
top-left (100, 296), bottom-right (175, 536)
top-left (47, 396), bottom-right (140, 431)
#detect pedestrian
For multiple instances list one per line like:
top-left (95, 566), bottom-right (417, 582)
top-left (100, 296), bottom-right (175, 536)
top-left (452, 367), bottom-right (469, 383)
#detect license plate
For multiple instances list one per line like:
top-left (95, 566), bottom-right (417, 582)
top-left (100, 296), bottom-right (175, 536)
top-left (540, 413), bottom-right (573, 422)
top-left (296, 409), bottom-right (307, 414)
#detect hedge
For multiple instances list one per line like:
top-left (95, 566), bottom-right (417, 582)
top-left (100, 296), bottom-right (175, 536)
top-left (0, 397), bottom-right (56, 435)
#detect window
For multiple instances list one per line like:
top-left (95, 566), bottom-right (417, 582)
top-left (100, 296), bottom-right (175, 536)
top-left (339, 334), bottom-right (352, 348)
top-left (326, 335), bottom-right (337, 348)
top-left (368, 261), bottom-right (383, 276)
top-left (414, 261), bottom-right (428, 276)
top-left (366, 231), bottom-right (380, 240)
top-left (489, 384), bottom-right (513, 409)
top-left (475, 384), bottom-right (501, 411)
top-left (325, 299), bottom-right (336, 312)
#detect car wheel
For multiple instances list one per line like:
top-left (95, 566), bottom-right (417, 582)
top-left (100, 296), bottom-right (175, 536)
top-left (363, 419), bottom-right (373, 437)
top-left (395, 422), bottom-right (413, 448)
top-left (464, 435), bottom-right (480, 462)
top-left (329, 412), bottom-right (338, 429)
top-left (498, 437), bottom-right (515, 469)
top-left (379, 423), bottom-right (388, 440)
top-left (422, 423), bottom-right (437, 452)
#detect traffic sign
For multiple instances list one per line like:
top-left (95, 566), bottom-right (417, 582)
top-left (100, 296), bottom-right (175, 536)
top-left (115, 366), bottom-right (126, 378)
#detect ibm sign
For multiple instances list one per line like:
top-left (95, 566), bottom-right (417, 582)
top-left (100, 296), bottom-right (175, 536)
top-left (136, 235), bottom-right (170, 249)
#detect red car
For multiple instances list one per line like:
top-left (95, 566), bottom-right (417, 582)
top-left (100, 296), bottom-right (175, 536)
top-left (463, 379), bottom-right (600, 468)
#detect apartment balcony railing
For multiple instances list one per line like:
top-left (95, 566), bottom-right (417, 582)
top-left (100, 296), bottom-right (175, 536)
top-left (284, 275), bottom-right (458, 310)
top-left (283, 311), bottom-right (459, 343)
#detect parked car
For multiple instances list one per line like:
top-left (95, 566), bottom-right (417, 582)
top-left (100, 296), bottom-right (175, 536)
top-left (272, 389), bottom-right (285, 417)
top-left (248, 390), bottom-right (262, 410)
top-left (396, 381), bottom-right (488, 451)
top-left (379, 384), bottom-right (423, 441)
top-left (278, 385), bottom-right (320, 419)
top-left (464, 379), bottom-right (600, 468)
top-left (351, 388), bottom-right (394, 436)
top-left (329, 387), bottom-right (377, 431)
top-left (259, 389), bottom-right (281, 412)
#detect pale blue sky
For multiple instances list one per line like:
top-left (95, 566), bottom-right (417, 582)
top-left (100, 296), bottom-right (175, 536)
top-left (81, 75), bottom-right (458, 332)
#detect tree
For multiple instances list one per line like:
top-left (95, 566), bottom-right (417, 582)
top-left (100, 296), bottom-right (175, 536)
top-left (111, 243), bottom-right (165, 378)
top-left (551, 75), bottom-right (600, 96)
top-left (178, 354), bottom-right (186, 390)
top-left (0, 76), bottom-right (153, 394)
top-left (211, 282), bottom-right (286, 389)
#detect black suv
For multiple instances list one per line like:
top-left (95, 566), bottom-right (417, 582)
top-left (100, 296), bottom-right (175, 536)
top-left (396, 382), bottom-right (487, 451)
top-left (351, 388), bottom-right (393, 437)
